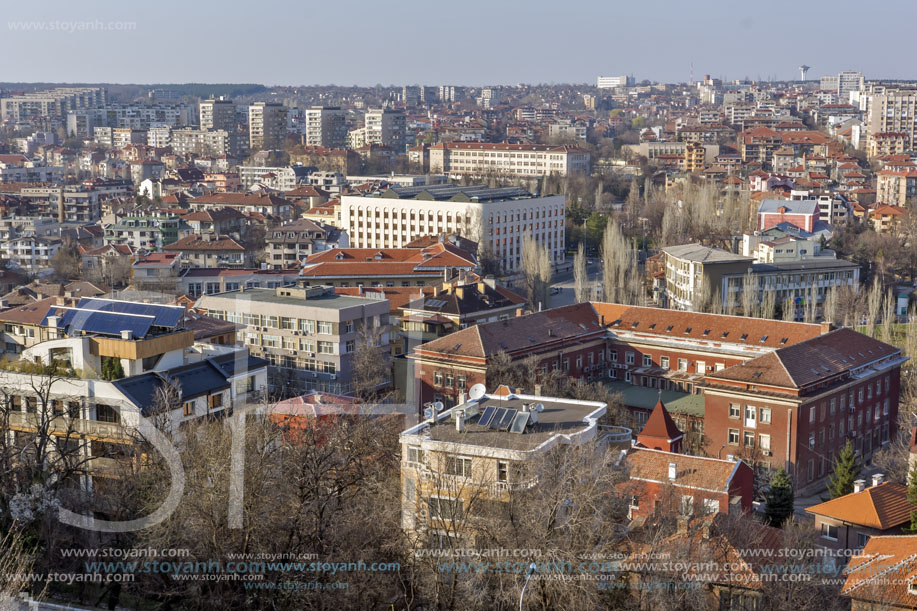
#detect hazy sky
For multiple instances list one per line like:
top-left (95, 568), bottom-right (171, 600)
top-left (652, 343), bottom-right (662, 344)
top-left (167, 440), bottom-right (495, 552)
top-left (2, 0), bottom-right (914, 86)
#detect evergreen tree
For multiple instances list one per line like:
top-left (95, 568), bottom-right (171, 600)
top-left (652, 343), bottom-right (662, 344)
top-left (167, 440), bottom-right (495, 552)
top-left (764, 468), bottom-right (794, 528)
top-left (905, 461), bottom-right (917, 534)
top-left (827, 440), bottom-right (862, 499)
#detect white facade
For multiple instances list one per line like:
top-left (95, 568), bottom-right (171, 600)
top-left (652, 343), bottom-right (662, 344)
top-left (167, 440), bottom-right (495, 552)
top-left (429, 143), bottom-right (590, 178)
top-left (363, 108), bottom-right (407, 151)
top-left (341, 192), bottom-right (565, 272)
top-left (597, 75), bottom-right (634, 89)
top-left (304, 106), bottom-right (347, 148)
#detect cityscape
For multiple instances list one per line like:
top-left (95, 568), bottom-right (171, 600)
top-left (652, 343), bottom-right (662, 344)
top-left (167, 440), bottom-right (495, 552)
top-left (1, 1), bottom-right (917, 610)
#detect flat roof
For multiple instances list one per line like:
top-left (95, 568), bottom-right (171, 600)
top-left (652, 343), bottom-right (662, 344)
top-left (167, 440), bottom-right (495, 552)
top-left (197, 288), bottom-right (382, 311)
top-left (420, 395), bottom-right (605, 451)
top-left (661, 243), bottom-right (752, 264)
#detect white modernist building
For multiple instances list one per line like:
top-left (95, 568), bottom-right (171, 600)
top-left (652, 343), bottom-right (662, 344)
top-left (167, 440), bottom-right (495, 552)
top-left (341, 184), bottom-right (564, 272)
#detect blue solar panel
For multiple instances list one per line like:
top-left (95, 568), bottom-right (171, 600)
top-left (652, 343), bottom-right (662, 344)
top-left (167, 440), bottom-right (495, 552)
top-left (76, 298), bottom-right (184, 328)
top-left (478, 406), bottom-right (496, 427)
top-left (68, 310), bottom-right (153, 338)
top-left (488, 408), bottom-right (508, 430)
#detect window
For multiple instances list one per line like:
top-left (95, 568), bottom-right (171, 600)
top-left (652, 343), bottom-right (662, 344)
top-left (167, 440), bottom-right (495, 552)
top-left (729, 403), bottom-right (740, 418)
top-left (808, 433), bottom-right (815, 449)
top-left (744, 432), bottom-right (755, 447)
top-left (745, 405), bottom-right (756, 428)
top-left (209, 394), bottom-right (223, 409)
top-left (677, 359), bottom-right (688, 371)
top-left (345, 340), bottom-right (355, 353)
top-left (183, 401), bottom-right (194, 417)
top-left (625, 352), bottom-right (635, 365)
top-left (759, 434), bottom-right (771, 451)
top-left (830, 398), bottom-right (836, 416)
top-left (642, 355), bottom-right (652, 367)
top-left (760, 407), bottom-right (771, 424)
top-left (317, 321), bottom-right (333, 335)
top-left (610, 350), bottom-right (618, 362)
top-left (821, 523), bottom-right (838, 541)
top-left (696, 361), bottom-right (705, 374)
top-left (809, 406), bottom-right (815, 424)
top-left (434, 371), bottom-right (443, 386)
top-left (497, 461), bottom-right (508, 482)
top-left (680, 495), bottom-right (694, 516)
top-left (702, 499), bottom-right (719, 515)
top-left (299, 319), bottom-right (315, 333)
top-left (856, 532), bottom-right (870, 548)
top-left (445, 456), bottom-right (472, 478)
top-left (96, 404), bottom-right (120, 424)
top-left (407, 446), bottom-right (425, 464)
top-left (660, 356), bottom-right (670, 369)
top-left (428, 497), bottom-right (463, 520)
top-left (317, 341), bottom-right (334, 354)
top-left (728, 429), bottom-right (739, 445)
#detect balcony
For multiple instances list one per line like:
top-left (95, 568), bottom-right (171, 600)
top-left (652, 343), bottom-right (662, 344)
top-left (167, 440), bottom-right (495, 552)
top-left (8, 412), bottom-right (131, 442)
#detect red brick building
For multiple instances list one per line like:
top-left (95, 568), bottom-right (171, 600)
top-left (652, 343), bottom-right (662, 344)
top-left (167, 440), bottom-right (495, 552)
top-left (704, 328), bottom-right (904, 494)
top-left (409, 303), bottom-right (904, 493)
top-left (622, 447), bottom-right (755, 519)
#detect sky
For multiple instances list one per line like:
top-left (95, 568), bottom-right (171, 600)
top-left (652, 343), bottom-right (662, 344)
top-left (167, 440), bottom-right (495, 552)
top-left (2, 0), bottom-right (915, 87)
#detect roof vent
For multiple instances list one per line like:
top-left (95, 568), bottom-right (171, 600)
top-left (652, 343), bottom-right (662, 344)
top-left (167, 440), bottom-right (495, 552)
top-left (853, 479), bottom-right (866, 493)
top-left (871, 473), bottom-right (884, 487)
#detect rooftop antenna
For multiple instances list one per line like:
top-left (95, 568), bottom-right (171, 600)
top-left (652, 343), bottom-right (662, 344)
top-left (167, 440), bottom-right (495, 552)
top-left (799, 65), bottom-right (811, 81)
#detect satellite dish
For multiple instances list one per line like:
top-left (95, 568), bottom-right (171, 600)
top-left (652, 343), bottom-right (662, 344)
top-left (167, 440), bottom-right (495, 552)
top-left (468, 383), bottom-right (486, 400)
top-left (432, 401), bottom-right (444, 412)
top-left (535, 403), bottom-right (544, 413)
top-left (423, 407), bottom-right (434, 419)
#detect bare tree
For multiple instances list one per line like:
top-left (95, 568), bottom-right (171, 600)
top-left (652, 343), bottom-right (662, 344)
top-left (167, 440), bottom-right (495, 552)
top-left (573, 242), bottom-right (588, 303)
top-left (522, 232), bottom-right (552, 311)
top-left (353, 321), bottom-right (389, 401)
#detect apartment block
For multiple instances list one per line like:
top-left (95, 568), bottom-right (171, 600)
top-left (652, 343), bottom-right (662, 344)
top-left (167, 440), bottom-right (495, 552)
top-left (197, 285), bottom-right (390, 395)
top-left (249, 102), bottom-right (289, 151)
top-left (200, 97), bottom-right (237, 131)
top-left (341, 184), bottom-right (564, 272)
top-left (1, 87), bottom-right (105, 121)
top-left (171, 128), bottom-right (241, 157)
top-left (363, 108), bottom-right (407, 151)
top-left (399, 385), bottom-right (631, 538)
top-left (304, 106), bottom-right (347, 148)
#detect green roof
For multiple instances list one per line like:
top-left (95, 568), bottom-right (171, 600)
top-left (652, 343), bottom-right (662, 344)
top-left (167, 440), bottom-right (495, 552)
top-left (605, 381), bottom-right (705, 418)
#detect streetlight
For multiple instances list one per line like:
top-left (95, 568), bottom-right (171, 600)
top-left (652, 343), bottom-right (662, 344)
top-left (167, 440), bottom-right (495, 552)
top-left (519, 562), bottom-right (537, 611)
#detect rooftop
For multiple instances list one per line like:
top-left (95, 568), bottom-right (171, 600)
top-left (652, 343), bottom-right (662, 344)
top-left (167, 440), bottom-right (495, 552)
top-left (371, 183), bottom-right (534, 203)
top-left (197, 286), bottom-right (384, 311)
top-left (842, 535), bottom-right (917, 607)
top-left (661, 243), bottom-right (752, 264)
top-left (410, 390), bottom-right (610, 452)
top-left (805, 482), bottom-right (911, 530)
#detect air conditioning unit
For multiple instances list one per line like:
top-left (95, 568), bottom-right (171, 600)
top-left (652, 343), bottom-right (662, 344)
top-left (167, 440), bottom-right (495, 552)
top-left (762, 450), bottom-right (772, 457)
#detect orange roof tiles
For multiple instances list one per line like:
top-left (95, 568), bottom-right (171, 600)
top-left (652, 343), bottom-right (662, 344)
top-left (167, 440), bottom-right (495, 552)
top-left (806, 482), bottom-right (911, 530)
top-left (842, 535), bottom-right (917, 608)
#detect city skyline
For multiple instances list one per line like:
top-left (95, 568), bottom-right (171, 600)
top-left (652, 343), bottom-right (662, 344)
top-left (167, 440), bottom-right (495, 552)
top-left (2, 0), bottom-right (914, 86)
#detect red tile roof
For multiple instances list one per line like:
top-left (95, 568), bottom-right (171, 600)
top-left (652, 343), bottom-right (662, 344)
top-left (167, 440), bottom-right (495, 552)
top-left (842, 535), bottom-right (917, 608)
top-left (806, 482), bottom-right (911, 530)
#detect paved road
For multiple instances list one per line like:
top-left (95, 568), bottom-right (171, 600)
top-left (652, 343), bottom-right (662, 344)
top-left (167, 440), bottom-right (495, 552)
top-left (550, 261), bottom-right (602, 308)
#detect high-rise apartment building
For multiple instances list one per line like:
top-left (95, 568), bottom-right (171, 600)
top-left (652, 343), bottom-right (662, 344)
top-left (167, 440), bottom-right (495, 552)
top-left (304, 106), bottom-right (347, 148)
top-left (363, 108), bottom-right (407, 151)
top-left (1, 87), bottom-right (106, 121)
top-left (866, 89), bottom-right (917, 152)
top-left (249, 102), bottom-right (289, 152)
top-left (200, 97), bottom-right (237, 131)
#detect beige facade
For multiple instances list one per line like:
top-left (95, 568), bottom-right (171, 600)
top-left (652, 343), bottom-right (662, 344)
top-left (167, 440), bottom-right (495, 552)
top-left (429, 143), bottom-right (590, 178)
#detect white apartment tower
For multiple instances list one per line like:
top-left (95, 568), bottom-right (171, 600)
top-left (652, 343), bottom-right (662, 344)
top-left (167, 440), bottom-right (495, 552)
top-left (304, 106), bottom-right (347, 148)
top-left (200, 97), bottom-right (237, 131)
top-left (363, 108), bottom-right (407, 151)
top-left (249, 102), bottom-right (289, 152)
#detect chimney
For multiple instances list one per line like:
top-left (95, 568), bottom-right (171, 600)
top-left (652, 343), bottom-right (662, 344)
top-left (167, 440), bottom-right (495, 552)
top-left (121, 330), bottom-right (133, 340)
top-left (534, 383), bottom-right (543, 396)
top-left (455, 286), bottom-right (464, 300)
top-left (871, 473), bottom-right (884, 487)
top-left (47, 315), bottom-right (58, 329)
top-left (668, 462), bottom-right (677, 481)
top-left (456, 411), bottom-right (465, 433)
top-left (457, 392), bottom-right (466, 405)
top-left (853, 479), bottom-right (866, 493)
top-left (820, 321), bottom-right (834, 335)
